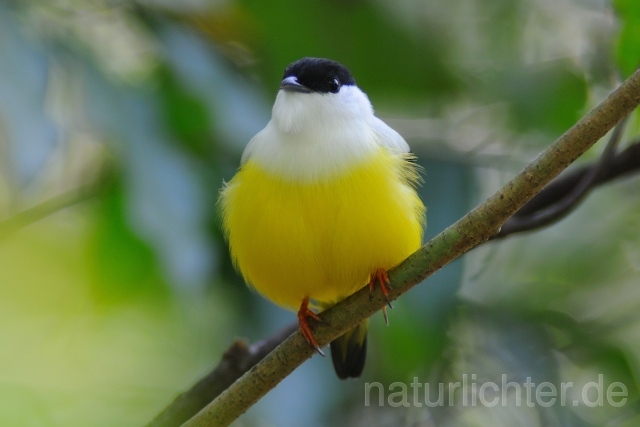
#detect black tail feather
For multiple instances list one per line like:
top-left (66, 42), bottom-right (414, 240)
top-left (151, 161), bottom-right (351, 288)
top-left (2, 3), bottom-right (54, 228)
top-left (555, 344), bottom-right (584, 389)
top-left (330, 320), bottom-right (368, 379)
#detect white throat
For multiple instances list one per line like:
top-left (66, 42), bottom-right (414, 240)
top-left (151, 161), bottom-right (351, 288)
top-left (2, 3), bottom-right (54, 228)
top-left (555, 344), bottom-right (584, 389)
top-left (241, 85), bottom-right (380, 182)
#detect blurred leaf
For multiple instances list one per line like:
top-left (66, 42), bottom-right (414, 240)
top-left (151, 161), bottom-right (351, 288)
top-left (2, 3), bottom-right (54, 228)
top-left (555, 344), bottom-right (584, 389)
top-left (498, 62), bottom-right (587, 134)
top-left (240, 0), bottom-right (459, 104)
top-left (615, 0), bottom-right (640, 77)
top-left (157, 65), bottom-right (212, 156)
top-left (0, 210), bottom-right (227, 427)
top-left (160, 23), bottom-right (270, 152)
top-left (372, 304), bottom-right (448, 382)
top-left (0, 8), bottom-right (56, 188)
top-left (90, 175), bottom-right (166, 300)
top-left (542, 310), bottom-right (639, 402)
top-left (177, 4), bottom-right (262, 66)
top-left (84, 60), bottom-right (216, 291)
top-left (429, 303), bottom-right (586, 427)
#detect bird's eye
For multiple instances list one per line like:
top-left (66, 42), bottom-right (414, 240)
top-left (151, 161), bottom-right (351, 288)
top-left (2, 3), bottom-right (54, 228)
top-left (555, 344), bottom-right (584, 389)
top-left (327, 78), bottom-right (340, 93)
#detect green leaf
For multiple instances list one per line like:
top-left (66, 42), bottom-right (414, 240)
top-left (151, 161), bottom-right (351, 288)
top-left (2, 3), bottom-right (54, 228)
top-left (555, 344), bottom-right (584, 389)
top-left (498, 62), bottom-right (587, 134)
top-left (615, 0), bottom-right (640, 76)
top-left (157, 66), bottom-right (213, 156)
top-left (89, 176), bottom-right (166, 301)
top-left (240, 1), bottom-right (459, 103)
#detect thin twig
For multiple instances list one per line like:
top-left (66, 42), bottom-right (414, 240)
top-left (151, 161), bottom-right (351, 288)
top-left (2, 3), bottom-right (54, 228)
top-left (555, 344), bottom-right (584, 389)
top-left (505, 139), bottom-right (640, 219)
top-left (494, 116), bottom-right (631, 238)
top-left (146, 324), bottom-right (297, 427)
top-left (0, 184), bottom-right (96, 239)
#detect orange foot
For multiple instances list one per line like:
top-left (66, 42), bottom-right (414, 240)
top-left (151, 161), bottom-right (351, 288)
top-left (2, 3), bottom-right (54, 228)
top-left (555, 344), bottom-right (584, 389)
top-left (297, 296), bottom-right (325, 356)
top-left (369, 268), bottom-right (393, 325)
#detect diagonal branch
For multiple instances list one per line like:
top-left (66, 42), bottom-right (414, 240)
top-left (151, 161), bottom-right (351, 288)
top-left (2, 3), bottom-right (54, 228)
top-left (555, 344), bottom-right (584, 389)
top-left (170, 67), bottom-right (640, 427)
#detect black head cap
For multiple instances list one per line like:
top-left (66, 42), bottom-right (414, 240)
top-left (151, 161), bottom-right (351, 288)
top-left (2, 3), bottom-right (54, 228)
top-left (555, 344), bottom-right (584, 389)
top-left (282, 57), bottom-right (356, 94)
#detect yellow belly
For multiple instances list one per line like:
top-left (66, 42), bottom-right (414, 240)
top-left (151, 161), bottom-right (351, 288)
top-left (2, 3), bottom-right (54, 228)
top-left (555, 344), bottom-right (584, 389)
top-left (219, 147), bottom-right (425, 310)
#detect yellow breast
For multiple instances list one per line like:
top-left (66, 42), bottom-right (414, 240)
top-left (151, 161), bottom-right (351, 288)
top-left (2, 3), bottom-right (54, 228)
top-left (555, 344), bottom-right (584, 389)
top-left (219, 147), bottom-right (425, 310)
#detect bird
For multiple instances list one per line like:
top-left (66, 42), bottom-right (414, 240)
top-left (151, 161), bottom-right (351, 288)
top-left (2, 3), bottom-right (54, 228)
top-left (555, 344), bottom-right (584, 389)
top-left (218, 57), bottom-right (425, 379)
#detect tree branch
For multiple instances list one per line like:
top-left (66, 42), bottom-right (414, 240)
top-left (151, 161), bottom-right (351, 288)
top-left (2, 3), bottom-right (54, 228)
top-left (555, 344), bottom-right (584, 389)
top-left (146, 324), bottom-right (297, 427)
top-left (0, 184), bottom-right (96, 239)
top-left (167, 68), bottom-right (640, 427)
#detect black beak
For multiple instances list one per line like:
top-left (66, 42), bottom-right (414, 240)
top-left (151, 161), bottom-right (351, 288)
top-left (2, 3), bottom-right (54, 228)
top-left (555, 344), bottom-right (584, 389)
top-left (280, 76), bottom-right (312, 94)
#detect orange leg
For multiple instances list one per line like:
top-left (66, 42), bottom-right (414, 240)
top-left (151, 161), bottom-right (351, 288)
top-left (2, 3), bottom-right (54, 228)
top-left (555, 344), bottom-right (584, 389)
top-left (369, 268), bottom-right (393, 325)
top-left (369, 268), bottom-right (393, 307)
top-left (297, 297), bottom-right (325, 356)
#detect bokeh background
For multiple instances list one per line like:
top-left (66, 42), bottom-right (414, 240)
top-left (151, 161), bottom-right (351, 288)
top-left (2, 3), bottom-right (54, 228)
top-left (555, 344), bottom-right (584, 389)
top-left (1, 0), bottom-right (639, 426)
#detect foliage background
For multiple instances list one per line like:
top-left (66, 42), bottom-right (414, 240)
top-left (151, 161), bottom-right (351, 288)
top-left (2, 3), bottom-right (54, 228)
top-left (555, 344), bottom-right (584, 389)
top-left (0, 0), bottom-right (639, 426)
